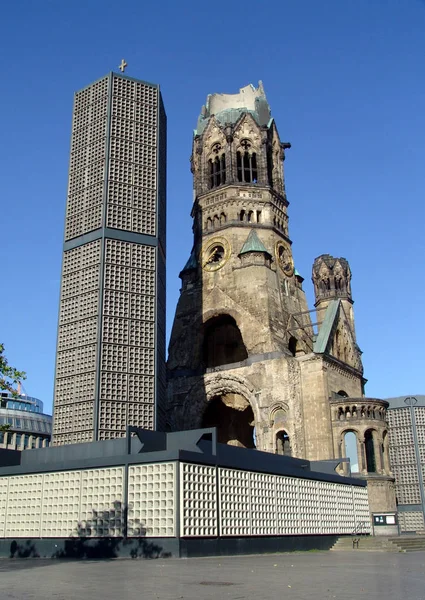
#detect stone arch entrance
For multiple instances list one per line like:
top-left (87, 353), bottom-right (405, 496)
top-left (199, 373), bottom-right (261, 449)
top-left (202, 392), bottom-right (255, 448)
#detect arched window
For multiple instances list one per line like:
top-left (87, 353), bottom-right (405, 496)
top-left (240, 210), bottom-right (246, 221)
top-left (220, 212), bottom-right (226, 224)
top-left (337, 390), bottom-right (349, 398)
top-left (256, 210), bottom-right (262, 223)
top-left (237, 150), bottom-right (258, 183)
top-left (206, 217), bottom-right (212, 230)
top-left (209, 153), bottom-right (226, 189)
top-left (203, 315), bottom-right (248, 368)
top-left (344, 431), bottom-right (359, 473)
top-left (365, 429), bottom-right (376, 472)
top-left (247, 210), bottom-right (254, 223)
top-left (276, 430), bottom-right (291, 456)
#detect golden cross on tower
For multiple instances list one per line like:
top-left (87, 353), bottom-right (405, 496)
top-left (118, 59), bottom-right (128, 73)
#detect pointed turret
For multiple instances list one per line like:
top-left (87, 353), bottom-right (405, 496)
top-left (312, 254), bottom-right (356, 340)
top-left (238, 229), bottom-right (272, 267)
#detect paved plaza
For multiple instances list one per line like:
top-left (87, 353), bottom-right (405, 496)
top-left (1, 550), bottom-right (425, 600)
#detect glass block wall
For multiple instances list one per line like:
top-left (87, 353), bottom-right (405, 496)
top-left (387, 396), bottom-right (425, 532)
top-left (53, 73), bottom-right (166, 445)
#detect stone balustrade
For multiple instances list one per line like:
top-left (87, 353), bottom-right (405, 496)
top-left (330, 397), bottom-right (389, 423)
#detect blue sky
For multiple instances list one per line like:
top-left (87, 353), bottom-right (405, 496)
top-left (1, 1), bottom-right (424, 413)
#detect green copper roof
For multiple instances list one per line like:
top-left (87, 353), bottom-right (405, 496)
top-left (239, 230), bottom-right (270, 256)
top-left (294, 268), bottom-right (304, 282)
top-left (313, 300), bottom-right (340, 354)
top-left (181, 247), bottom-right (197, 271)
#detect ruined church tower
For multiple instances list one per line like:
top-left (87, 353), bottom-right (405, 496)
top-left (167, 83), bottom-right (395, 515)
top-left (167, 83), bottom-right (310, 455)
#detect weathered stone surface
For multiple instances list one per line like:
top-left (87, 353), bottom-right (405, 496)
top-left (167, 83), bottom-right (395, 514)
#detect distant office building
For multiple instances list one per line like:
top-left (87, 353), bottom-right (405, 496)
top-left (387, 395), bottom-right (425, 532)
top-left (0, 392), bottom-right (52, 450)
top-left (52, 70), bottom-right (166, 445)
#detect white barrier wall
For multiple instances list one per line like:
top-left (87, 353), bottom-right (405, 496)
top-left (179, 466), bottom-right (370, 537)
top-left (128, 463), bottom-right (176, 537)
top-left (0, 467), bottom-right (124, 538)
top-left (180, 463), bottom-right (218, 537)
top-left (0, 462), bottom-right (370, 539)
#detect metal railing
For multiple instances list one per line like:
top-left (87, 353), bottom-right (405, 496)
top-left (352, 521), bottom-right (367, 548)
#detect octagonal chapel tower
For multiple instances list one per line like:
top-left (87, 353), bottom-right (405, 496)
top-left (166, 82), bottom-right (395, 515)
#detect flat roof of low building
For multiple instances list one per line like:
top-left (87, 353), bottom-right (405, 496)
top-left (386, 395), bottom-right (425, 409)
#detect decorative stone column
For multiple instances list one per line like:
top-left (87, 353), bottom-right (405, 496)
top-left (358, 436), bottom-right (367, 474)
top-left (382, 434), bottom-right (391, 474)
top-left (373, 430), bottom-right (384, 474)
top-left (340, 435), bottom-right (348, 476)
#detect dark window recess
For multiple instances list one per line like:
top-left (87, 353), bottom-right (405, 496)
top-left (276, 430), bottom-right (291, 456)
top-left (237, 151), bottom-right (258, 183)
top-left (209, 154), bottom-right (226, 188)
top-left (365, 430), bottom-right (376, 473)
top-left (288, 337), bottom-right (297, 357)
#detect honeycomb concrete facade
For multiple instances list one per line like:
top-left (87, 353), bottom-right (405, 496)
top-left (387, 396), bottom-right (425, 532)
top-left (52, 73), bottom-right (166, 445)
top-left (167, 82), bottom-right (395, 517)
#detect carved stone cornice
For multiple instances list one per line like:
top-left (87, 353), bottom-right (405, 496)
top-left (323, 354), bottom-right (364, 381)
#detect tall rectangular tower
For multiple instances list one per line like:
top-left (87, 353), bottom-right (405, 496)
top-left (52, 72), bottom-right (166, 445)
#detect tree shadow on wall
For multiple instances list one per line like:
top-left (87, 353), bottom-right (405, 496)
top-left (50, 501), bottom-right (170, 560)
top-left (9, 539), bottom-right (40, 558)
